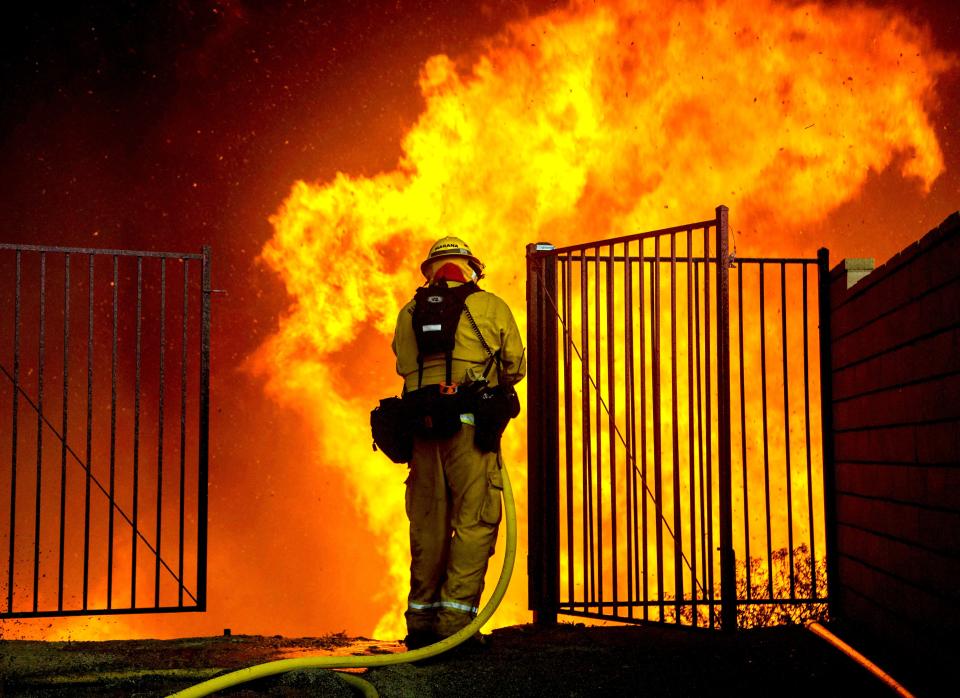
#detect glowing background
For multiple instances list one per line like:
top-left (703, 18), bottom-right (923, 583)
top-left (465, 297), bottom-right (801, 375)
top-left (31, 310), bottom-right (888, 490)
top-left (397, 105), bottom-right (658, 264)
top-left (0, 0), bottom-right (957, 640)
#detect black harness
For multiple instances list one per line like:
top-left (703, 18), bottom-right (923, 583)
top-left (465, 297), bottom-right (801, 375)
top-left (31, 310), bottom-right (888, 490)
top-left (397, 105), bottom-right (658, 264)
top-left (411, 281), bottom-right (479, 391)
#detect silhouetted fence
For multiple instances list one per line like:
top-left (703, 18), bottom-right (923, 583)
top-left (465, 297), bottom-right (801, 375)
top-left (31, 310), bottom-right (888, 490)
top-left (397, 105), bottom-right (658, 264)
top-left (0, 244), bottom-right (211, 618)
top-left (527, 207), bottom-right (832, 630)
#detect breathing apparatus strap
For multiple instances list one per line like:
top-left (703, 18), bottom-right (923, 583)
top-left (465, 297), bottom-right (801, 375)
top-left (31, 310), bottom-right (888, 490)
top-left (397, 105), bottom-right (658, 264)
top-left (445, 349), bottom-right (454, 387)
top-left (416, 352), bottom-right (455, 390)
top-left (463, 303), bottom-right (501, 382)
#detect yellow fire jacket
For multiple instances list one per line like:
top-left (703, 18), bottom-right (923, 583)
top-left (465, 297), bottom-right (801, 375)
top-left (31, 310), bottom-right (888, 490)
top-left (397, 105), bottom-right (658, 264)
top-left (392, 283), bottom-right (526, 392)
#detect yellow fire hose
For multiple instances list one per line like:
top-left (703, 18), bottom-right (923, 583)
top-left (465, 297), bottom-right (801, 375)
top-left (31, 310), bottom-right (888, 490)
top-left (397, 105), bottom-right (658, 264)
top-left (806, 622), bottom-right (915, 698)
top-left (170, 461), bottom-right (517, 697)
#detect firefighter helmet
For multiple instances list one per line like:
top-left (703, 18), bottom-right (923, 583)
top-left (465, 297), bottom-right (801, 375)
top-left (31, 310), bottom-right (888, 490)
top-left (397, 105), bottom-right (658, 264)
top-left (420, 236), bottom-right (485, 279)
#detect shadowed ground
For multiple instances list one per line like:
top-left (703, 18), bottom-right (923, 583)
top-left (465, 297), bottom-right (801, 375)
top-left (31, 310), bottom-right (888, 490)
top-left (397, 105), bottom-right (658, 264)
top-left (0, 622), bottom-right (927, 696)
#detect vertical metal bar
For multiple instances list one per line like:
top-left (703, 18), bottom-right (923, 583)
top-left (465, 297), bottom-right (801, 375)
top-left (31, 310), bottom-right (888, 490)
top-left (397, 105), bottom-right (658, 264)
top-left (780, 262), bottom-right (796, 598)
top-left (108, 256), bottom-right (118, 609)
top-left (33, 251), bottom-right (46, 613)
top-left (527, 245), bottom-right (545, 617)
top-left (524, 244), bottom-right (559, 623)
top-left (652, 237), bottom-right (664, 619)
top-left (695, 256), bottom-right (708, 615)
top-left (817, 248), bottom-right (839, 615)
top-left (624, 242), bottom-right (636, 619)
top-left (83, 254), bottom-right (94, 610)
top-left (131, 257), bottom-right (142, 607)
top-left (198, 246), bottom-right (212, 611)
top-left (544, 251), bottom-right (559, 621)
top-left (606, 248), bottom-right (618, 614)
top-left (670, 232), bottom-right (683, 621)
top-left (759, 262), bottom-right (774, 599)
top-left (57, 254), bottom-right (70, 611)
top-left (716, 206), bottom-right (736, 632)
top-left (737, 264), bottom-right (751, 600)
top-left (704, 224), bottom-right (715, 627)
top-left (594, 246), bottom-right (603, 607)
top-left (155, 259), bottom-right (166, 607)
top-left (8, 251), bottom-right (22, 613)
top-left (802, 265), bottom-right (817, 598)
top-left (178, 260), bottom-right (189, 606)
top-left (686, 229), bottom-right (697, 625)
top-left (563, 255), bottom-right (574, 607)
top-left (581, 255), bottom-right (594, 605)
top-left (639, 247), bottom-right (649, 620)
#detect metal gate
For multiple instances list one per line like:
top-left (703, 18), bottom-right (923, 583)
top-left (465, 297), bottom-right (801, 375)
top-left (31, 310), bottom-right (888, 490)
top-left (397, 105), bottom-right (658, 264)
top-left (527, 207), bottom-right (835, 630)
top-left (0, 243), bottom-right (211, 618)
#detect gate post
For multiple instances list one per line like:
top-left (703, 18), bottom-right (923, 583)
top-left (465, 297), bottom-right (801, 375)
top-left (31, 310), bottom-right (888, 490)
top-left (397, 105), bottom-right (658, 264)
top-left (526, 243), bottom-right (559, 625)
top-left (715, 206), bottom-right (738, 631)
top-left (198, 245), bottom-right (212, 612)
top-left (817, 248), bottom-right (839, 618)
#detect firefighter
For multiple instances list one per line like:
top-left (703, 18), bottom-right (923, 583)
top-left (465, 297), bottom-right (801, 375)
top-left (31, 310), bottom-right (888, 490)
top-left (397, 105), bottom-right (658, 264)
top-left (391, 236), bottom-right (526, 650)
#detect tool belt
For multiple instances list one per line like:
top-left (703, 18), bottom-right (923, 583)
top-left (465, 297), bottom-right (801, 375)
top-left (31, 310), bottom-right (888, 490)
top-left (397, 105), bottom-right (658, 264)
top-left (370, 383), bottom-right (476, 463)
top-left (402, 380), bottom-right (519, 451)
top-left (371, 379), bottom-right (519, 460)
top-left (405, 378), bottom-right (520, 453)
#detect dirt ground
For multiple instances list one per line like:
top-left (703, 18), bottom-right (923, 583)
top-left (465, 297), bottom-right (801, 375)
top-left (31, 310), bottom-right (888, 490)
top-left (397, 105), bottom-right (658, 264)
top-left (0, 621), bottom-right (932, 697)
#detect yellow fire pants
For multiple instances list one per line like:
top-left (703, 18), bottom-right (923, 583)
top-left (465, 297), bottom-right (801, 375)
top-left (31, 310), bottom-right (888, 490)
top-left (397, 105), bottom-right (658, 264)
top-left (405, 424), bottom-right (503, 638)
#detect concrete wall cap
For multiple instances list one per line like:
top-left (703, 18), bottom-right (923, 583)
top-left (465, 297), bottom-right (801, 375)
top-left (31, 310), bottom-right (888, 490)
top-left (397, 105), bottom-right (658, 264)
top-left (842, 258), bottom-right (875, 271)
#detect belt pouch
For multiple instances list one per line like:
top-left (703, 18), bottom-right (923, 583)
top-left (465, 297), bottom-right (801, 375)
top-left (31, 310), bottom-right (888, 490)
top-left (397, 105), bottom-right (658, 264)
top-left (473, 384), bottom-right (521, 453)
top-left (371, 396), bottom-right (414, 463)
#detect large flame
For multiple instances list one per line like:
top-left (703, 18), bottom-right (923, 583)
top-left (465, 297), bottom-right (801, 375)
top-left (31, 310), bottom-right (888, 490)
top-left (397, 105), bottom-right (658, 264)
top-left (253, 0), bottom-right (949, 639)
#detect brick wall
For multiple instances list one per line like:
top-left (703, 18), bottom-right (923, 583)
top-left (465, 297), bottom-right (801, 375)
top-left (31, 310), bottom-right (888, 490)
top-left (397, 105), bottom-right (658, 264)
top-left (827, 211), bottom-right (960, 663)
